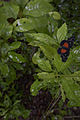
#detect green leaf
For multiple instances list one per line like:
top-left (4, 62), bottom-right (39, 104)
top-left (32, 51), bottom-right (52, 72)
top-left (38, 59), bottom-right (52, 72)
top-left (23, 0), bottom-right (53, 17)
top-left (40, 44), bottom-right (55, 60)
top-left (30, 75), bottom-right (54, 96)
top-left (61, 77), bottom-right (80, 106)
top-left (13, 18), bottom-right (35, 32)
top-left (8, 51), bottom-right (26, 63)
top-left (1, 43), bottom-right (9, 57)
top-left (27, 33), bottom-right (56, 60)
top-left (30, 16), bottom-right (49, 33)
top-left (30, 41), bottom-right (56, 60)
top-left (9, 42), bottom-right (21, 51)
top-left (52, 12), bottom-right (61, 20)
top-left (0, 2), bottom-right (19, 20)
top-left (37, 72), bottom-right (55, 80)
top-left (32, 51), bottom-right (40, 64)
top-left (0, 23), bottom-right (13, 39)
top-left (12, 0), bottom-right (28, 8)
top-left (29, 33), bottom-right (55, 45)
top-left (57, 23), bottom-right (67, 43)
top-left (30, 79), bottom-right (42, 96)
top-left (0, 2), bottom-right (19, 39)
top-left (0, 63), bottom-right (9, 77)
top-left (17, 16), bottom-right (49, 33)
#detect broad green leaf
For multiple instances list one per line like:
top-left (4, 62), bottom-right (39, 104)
top-left (29, 33), bottom-right (56, 45)
top-left (30, 41), bottom-right (56, 60)
top-left (8, 51), bottom-right (26, 63)
top-left (1, 42), bottom-right (21, 56)
top-left (12, 0), bottom-right (28, 8)
top-left (52, 12), bottom-right (61, 20)
top-left (53, 50), bottom-right (63, 71)
top-left (0, 23), bottom-right (13, 39)
top-left (9, 42), bottom-right (21, 51)
top-left (32, 51), bottom-right (40, 64)
top-left (0, 2), bottom-right (19, 21)
top-left (40, 44), bottom-right (56, 60)
top-left (19, 16), bottom-right (49, 33)
top-left (37, 72), bottom-right (55, 80)
top-left (23, 0), bottom-right (53, 17)
top-left (53, 55), bottom-right (72, 72)
top-left (0, 2), bottom-right (19, 39)
top-left (61, 77), bottom-right (80, 106)
top-left (32, 51), bottom-right (52, 72)
top-left (13, 18), bottom-right (35, 32)
top-left (30, 77), bottom-right (54, 96)
top-left (0, 63), bottom-right (9, 77)
top-left (30, 16), bottom-right (49, 33)
top-left (57, 23), bottom-right (67, 43)
top-left (38, 59), bottom-right (52, 72)
top-left (1, 43), bottom-right (9, 57)
top-left (27, 34), bottom-right (57, 60)
top-left (30, 79), bottom-right (42, 96)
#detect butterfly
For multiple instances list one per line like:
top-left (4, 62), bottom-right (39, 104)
top-left (57, 36), bottom-right (75, 62)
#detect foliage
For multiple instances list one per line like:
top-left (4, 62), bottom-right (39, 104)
top-left (0, 0), bottom-right (80, 119)
top-left (30, 22), bottom-right (80, 106)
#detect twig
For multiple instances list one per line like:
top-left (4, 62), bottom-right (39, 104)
top-left (63, 116), bottom-right (80, 120)
top-left (41, 93), bottom-right (61, 120)
top-left (46, 93), bottom-right (61, 116)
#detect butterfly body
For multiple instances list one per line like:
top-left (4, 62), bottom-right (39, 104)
top-left (57, 36), bottom-right (75, 62)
